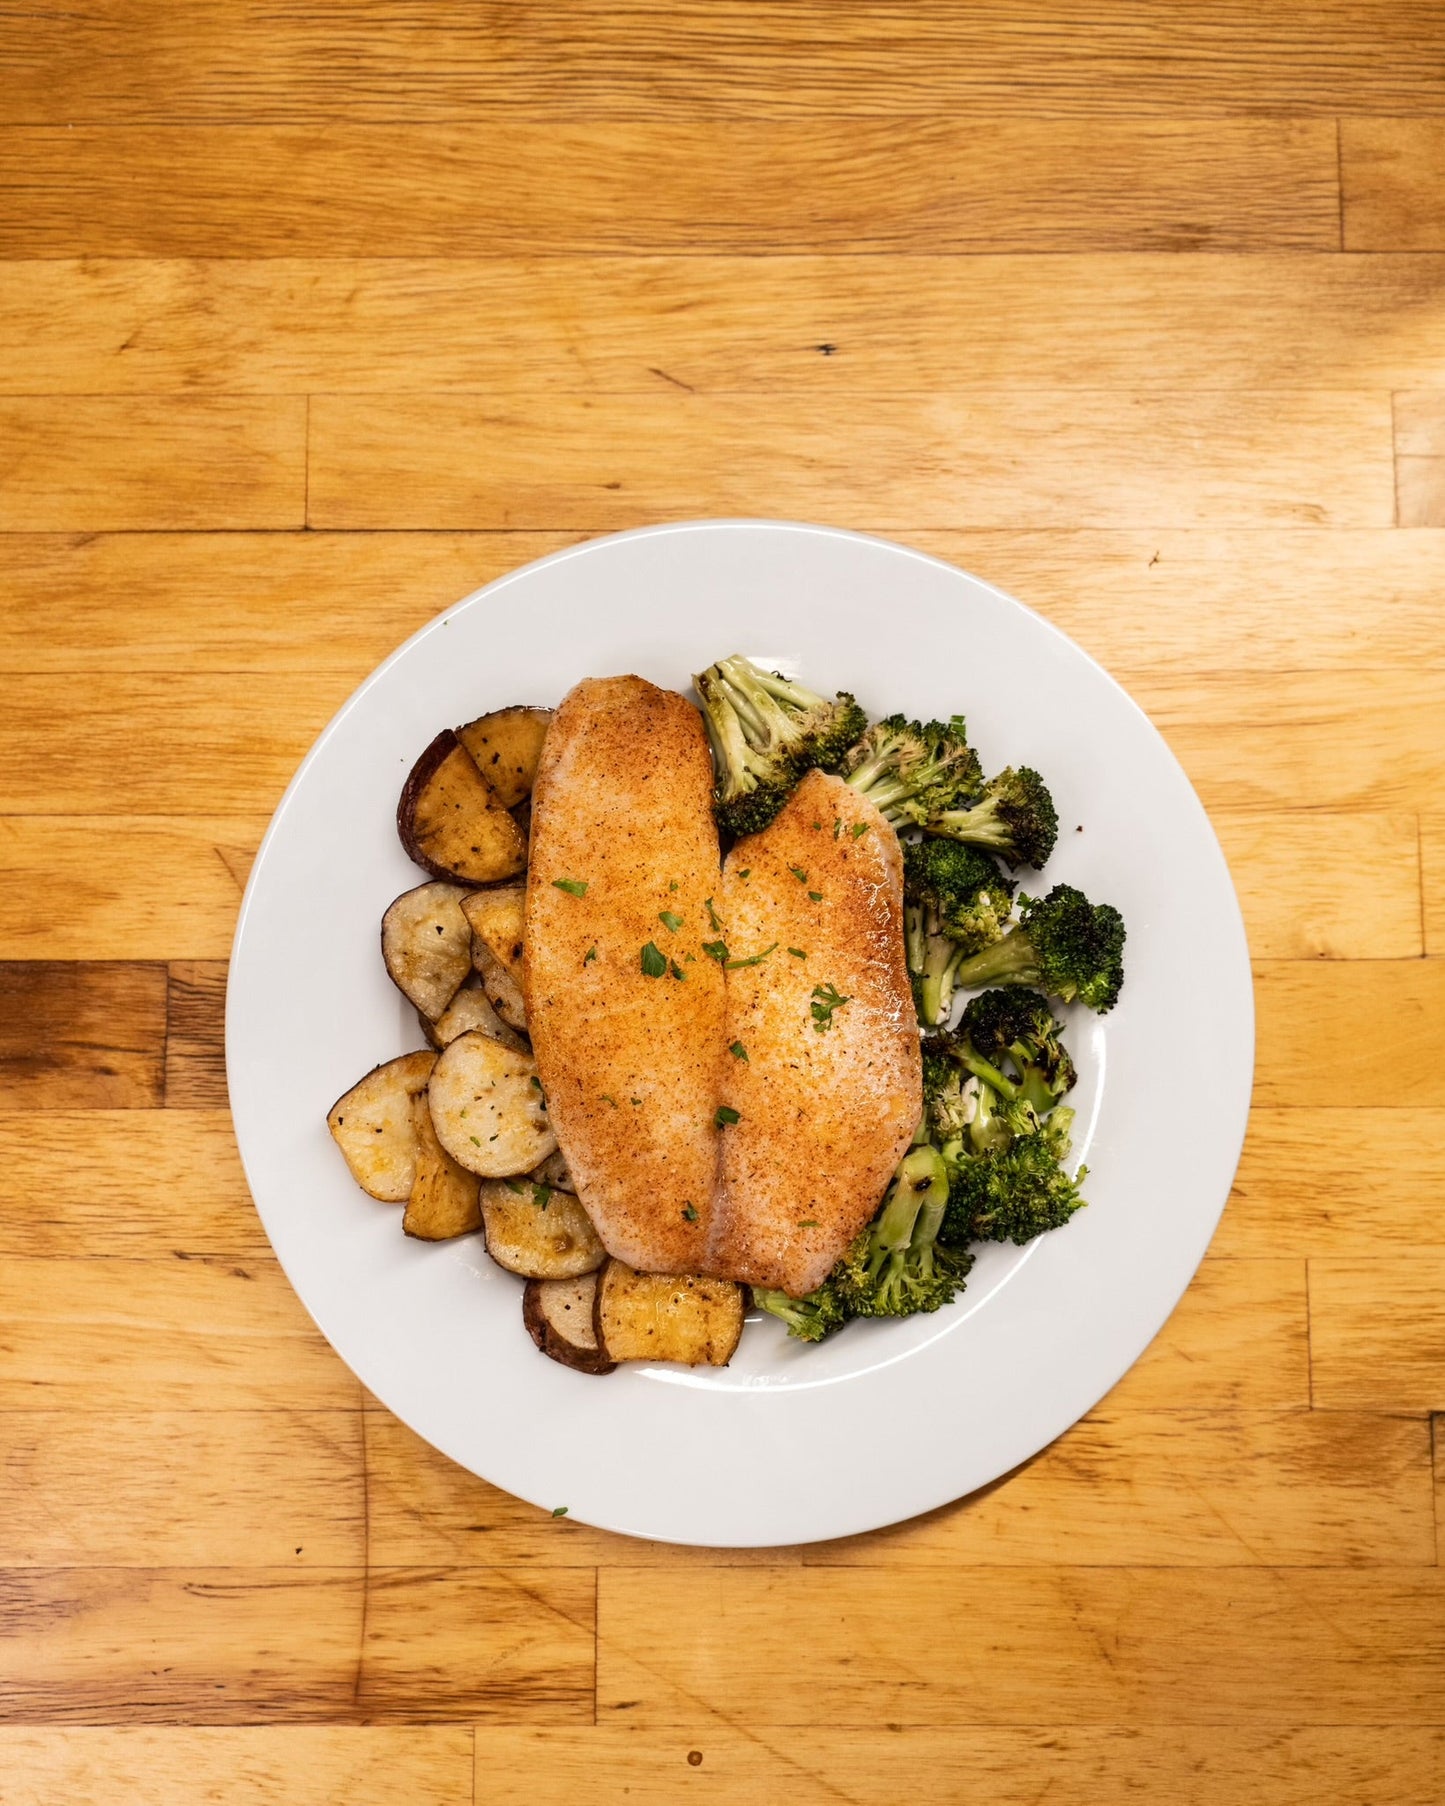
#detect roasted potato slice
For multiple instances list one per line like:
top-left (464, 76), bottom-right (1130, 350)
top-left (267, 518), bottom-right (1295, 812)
top-left (381, 880), bottom-right (473, 1020)
top-left (523, 1271), bottom-right (615, 1374)
top-left (594, 1260), bottom-right (745, 1366)
top-left (403, 1093), bottom-right (482, 1240)
top-left (427, 1030), bottom-right (556, 1176)
top-left (529, 1146), bottom-right (572, 1190)
top-left (456, 707), bottom-right (553, 809)
top-left (461, 885), bottom-right (526, 980)
top-left (398, 728), bottom-right (527, 885)
top-left (327, 1050), bottom-right (437, 1201)
top-left (474, 940), bottom-right (528, 1033)
top-left (480, 1179), bottom-right (606, 1279)
top-left (421, 975), bottom-right (527, 1052)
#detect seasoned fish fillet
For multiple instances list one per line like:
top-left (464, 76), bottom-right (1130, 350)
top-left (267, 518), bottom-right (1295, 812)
top-left (707, 770), bottom-right (921, 1295)
top-left (524, 677), bottom-right (726, 1273)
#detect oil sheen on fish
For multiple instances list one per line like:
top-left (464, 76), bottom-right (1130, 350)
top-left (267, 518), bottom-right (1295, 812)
top-left (707, 770), bottom-right (922, 1295)
top-left (524, 676), bottom-right (727, 1274)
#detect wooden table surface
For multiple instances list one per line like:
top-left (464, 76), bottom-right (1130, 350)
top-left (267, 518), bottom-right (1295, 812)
top-left (4, 6), bottom-right (1445, 1802)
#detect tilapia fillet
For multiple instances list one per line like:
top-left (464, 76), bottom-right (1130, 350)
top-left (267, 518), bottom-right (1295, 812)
top-left (707, 770), bottom-right (922, 1295)
top-left (524, 676), bottom-right (727, 1274)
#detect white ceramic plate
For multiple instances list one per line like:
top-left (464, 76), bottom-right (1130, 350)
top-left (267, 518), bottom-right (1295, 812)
top-left (228, 520), bottom-right (1252, 1547)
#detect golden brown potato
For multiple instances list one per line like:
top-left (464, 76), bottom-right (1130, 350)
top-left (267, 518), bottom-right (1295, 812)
top-left (327, 1050), bottom-right (437, 1201)
top-left (420, 976), bottom-right (527, 1052)
top-left (473, 939), bottom-right (528, 1033)
top-left (523, 1272), bottom-right (615, 1374)
top-left (461, 885), bottom-right (526, 980)
top-left (456, 707), bottom-right (553, 809)
top-left (593, 1260), bottom-right (745, 1366)
top-left (479, 1179), bottom-right (606, 1279)
top-left (427, 1030), bottom-right (556, 1176)
top-left (403, 1093), bottom-right (482, 1240)
top-left (381, 880), bottom-right (473, 1021)
top-left (397, 728), bottom-right (527, 884)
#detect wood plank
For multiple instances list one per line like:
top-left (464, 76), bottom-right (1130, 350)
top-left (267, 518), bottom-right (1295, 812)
top-left (0, 1412), bottom-right (362, 1568)
top-left (308, 391), bottom-right (1392, 531)
top-left (0, 817), bottom-right (264, 960)
top-left (6, 2), bottom-right (1445, 121)
top-left (1343, 118), bottom-right (1445, 251)
top-left (0, 961), bottom-right (166, 1111)
top-left (1436, 1416), bottom-right (1444, 1566)
top-left (0, 1255), bottom-right (358, 1410)
top-left (363, 1406), bottom-right (804, 1569)
top-left (3, 529), bottom-right (1443, 678)
top-left (1423, 816), bottom-right (1445, 954)
top-left (1215, 812), bottom-right (1422, 960)
top-left (4, 1728), bottom-right (474, 1806)
top-left (7, 255), bottom-right (1445, 396)
top-left (354, 1568), bottom-right (594, 1722)
top-left (0, 1569), bottom-right (363, 1723)
top-left (1096, 1260), bottom-right (1308, 1413)
top-left (165, 961), bottom-right (228, 1108)
top-left (0, 1111), bottom-right (270, 1260)
top-left (1394, 390), bottom-right (1445, 527)
top-left (1309, 1257), bottom-right (1445, 1414)
top-left (805, 1411), bottom-right (1435, 1568)
top-left (465, 1724), bottom-right (1445, 1806)
top-left (0, 122), bottom-right (1339, 257)
top-left (1213, 1109), bottom-right (1445, 1257)
top-left (596, 1567), bottom-right (1445, 1725)
top-left (0, 399), bottom-right (305, 531)
top-left (1254, 960), bottom-right (1445, 1110)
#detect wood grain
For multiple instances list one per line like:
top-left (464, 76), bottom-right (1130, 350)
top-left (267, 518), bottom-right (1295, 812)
top-left (308, 391), bottom-right (1392, 531)
top-left (6, 2), bottom-right (1444, 120)
top-left (0, 122), bottom-right (1339, 259)
top-left (0, 1255), bottom-right (358, 1410)
top-left (0, 399), bottom-right (306, 532)
top-left (0, 962), bottom-right (166, 1111)
top-left (3, 529), bottom-right (1443, 677)
top-left (1342, 118), bottom-right (1445, 250)
top-left (1215, 1109), bottom-right (1445, 1257)
top-left (596, 1566), bottom-right (1445, 1725)
top-left (1394, 390), bottom-right (1445, 527)
top-left (0, 818), bottom-right (266, 961)
top-left (0, 1111), bottom-right (269, 1260)
top-left (1423, 817), bottom-right (1445, 954)
top-left (0, 1412), bottom-right (363, 1568)
top-left (464, 1724), bottom-right (1445, 1806)
top-left (7, 256), bottom-right (1445, 397)
top-left (1309, 1258), bottom-right (1445, 1413)
top-left (1254, 960), bottom-right (1445, 1109)
top-left (165, 962), bottom-right (228, 1108)
top-left (3, 1727), bottom-right (474, 1806)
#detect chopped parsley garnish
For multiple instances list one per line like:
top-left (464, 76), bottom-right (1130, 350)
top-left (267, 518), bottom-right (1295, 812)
top-left (789, 865), bottom-right (808, 883)
top-left (630, 1096), bottom-right (642, 1106)
top-left (851, 822), bottom-right (869, 840)
top-left (682, 1204), bottom-right (699, 1222)
top-left (583, 944), bottom-right (598, 963)
top-left (669, 880), bottom-right (679, 891)
top-left (808, 890), bottom-right (823, 902)
top-left (640, 941), bottom-right (667, 977)
top-left (798, 1219), bottom-right (819, 1228)
top-left (669, 959), bottom-right (686, 981)
top-left (469, 1135), bottom-right (482, 1146)
top-left (529, 1076), bottom-right (542, 1091)
top-left (715, 1105), bottom-right (741, 1127)
top-left (788, 947), bottom-right (807, 959)
top-left (601, 1093), bottom-right (617, 1107)
top-left (505, 1178), bottom-right (527, 1193)
top-left (738, 868), bottom-right (750, 879)
top-left (532, 1183), bottom-right (553, 1210)
top-left (704, 897), bottom-right (723, 931)
top-left (724, 942), bottom-right (777, 970)
top-left (729, 1041), bottom-right (749, 1062)
top-left (551, 1505), bottom-right (569, 1518)
top-left (702, 938), bottom-right (730, 965)
top-left (551, 878), bottom-right (588, 897)
top-left (833, 818), bottom-right (843, 839)
top-left (659, 910), bottom-right (684, 932)
top-left (812, 821), bottom-right (822, 830)
top-left (810, 982), bottom-right (852, 1031)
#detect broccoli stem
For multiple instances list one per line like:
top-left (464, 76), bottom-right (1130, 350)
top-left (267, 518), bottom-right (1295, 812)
top-left (958, 1049), bottom-right (1018, 1101)
top-left (932, 803), bottom-right (1010, 852)
top-left (866, 1146), bottom-right (949, 1286)
top-left (951, 930), bottom-right (1039, 994)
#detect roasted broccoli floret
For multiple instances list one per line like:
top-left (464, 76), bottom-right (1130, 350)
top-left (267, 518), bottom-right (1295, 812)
top-left (836, 1146), bottom-right (973, 1318)
top-left (960, 988), bottom-right (1077, 1115)
top-left (942, 1130), bottom-right (1088, 1247)
top-left (923, 766), bottom-right (1058, 869)
top-left (950, 882), bottom-right (1126, 1014)
top-left (752, 1281), bottom-right (851, 1344)
top-left (842, 714), bottom-right (983, 827)
top-left (694, 655), bottom-right (867, 839)
top-left (922, 1035), bottom-right (977, 1153)
top-left (904, 839), bottom-right (1015, 1027)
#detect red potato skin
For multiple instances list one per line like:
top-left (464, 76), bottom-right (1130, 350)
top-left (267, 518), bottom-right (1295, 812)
top-left (397, 728), bottom-right (526, 884)
top-left (522, 1279), bottom-right (616, 1375)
